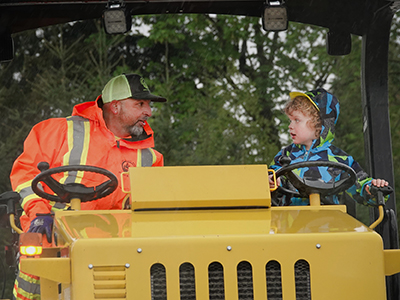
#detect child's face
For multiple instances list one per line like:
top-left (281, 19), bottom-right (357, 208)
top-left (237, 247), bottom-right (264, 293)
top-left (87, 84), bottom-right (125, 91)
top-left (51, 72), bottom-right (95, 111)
top-left (288, 110), bottom-right (318, 150)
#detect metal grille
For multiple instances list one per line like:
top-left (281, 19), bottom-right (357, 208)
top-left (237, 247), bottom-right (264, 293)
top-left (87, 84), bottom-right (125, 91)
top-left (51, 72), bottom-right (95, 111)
top-left (149, 259), bottom-right (312, 300)
top-left (266, 260), bottom-right (283, 300)
top-left (208, 262), bottom-right (225, 300)
top-left (151, 263), bottom-right (167, 300)
top-left (92, 265), bottom-right (126, 299)
top-left (237, 261), bottom-right (254, 300)
top-left (294, 260), bottom-right (311, 300)
top-left (180, 263), bottom-right (196, 300)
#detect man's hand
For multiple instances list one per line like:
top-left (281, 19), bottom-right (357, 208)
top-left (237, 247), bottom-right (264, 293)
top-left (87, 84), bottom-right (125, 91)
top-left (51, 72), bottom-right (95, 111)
top-left (28, 214), bottom-right (53, 243)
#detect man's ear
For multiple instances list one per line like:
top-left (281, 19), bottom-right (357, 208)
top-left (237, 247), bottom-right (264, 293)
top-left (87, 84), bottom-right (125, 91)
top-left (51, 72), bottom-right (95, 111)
top-left (110, 100), bottom-right (120, 115)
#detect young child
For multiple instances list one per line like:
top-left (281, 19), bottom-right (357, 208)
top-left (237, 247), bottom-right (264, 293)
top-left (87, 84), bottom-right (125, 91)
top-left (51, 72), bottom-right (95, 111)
top-left (269, 88), bottom-right (388, 206)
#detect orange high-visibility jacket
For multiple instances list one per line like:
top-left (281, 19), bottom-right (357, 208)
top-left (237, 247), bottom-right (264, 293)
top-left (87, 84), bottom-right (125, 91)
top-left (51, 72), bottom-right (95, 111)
top-left (10, 97), bottom-right (163, 232)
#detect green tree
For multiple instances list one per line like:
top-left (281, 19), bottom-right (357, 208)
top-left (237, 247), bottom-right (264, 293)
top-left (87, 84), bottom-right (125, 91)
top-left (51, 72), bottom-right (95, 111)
top-left (133, 15), bottom-right (341, 167)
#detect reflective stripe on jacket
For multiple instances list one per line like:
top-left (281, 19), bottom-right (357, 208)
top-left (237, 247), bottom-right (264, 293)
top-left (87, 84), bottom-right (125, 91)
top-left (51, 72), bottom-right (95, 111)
top-left (11, 97), bottom-right (163, 233)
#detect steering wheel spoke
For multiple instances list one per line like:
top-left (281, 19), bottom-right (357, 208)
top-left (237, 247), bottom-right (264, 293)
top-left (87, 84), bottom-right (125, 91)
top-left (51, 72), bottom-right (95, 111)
top-left (94, 180), bottom-right (118, 196)
top-left (40, 174), bottom-right (69, 198)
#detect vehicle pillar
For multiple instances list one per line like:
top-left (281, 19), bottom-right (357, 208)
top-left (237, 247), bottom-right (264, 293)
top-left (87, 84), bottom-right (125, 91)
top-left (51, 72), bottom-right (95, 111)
top-left (361, 3), bottom-right (400, 299)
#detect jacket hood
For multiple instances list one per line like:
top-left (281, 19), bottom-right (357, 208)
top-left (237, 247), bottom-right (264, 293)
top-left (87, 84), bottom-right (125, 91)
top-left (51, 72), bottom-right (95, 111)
top-left (302, 88), bottom-right (340, 145)
top-left (72, 97), bottom-right (104, 122)
top-left (71, 96), bottom-right (155, 147)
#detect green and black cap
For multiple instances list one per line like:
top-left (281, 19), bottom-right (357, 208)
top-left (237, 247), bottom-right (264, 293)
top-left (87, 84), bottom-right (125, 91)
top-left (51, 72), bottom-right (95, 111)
top-left (102, 74), bottom-right (167, 103)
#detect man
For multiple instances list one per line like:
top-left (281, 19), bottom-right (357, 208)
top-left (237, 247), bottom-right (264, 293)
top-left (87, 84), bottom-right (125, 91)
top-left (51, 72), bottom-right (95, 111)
top-left (10, 73), bottom-right (166, 299)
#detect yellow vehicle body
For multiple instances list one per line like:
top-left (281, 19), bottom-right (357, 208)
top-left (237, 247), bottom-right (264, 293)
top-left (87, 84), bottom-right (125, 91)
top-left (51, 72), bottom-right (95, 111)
top-left (20, 165), bottom-right (400, 300)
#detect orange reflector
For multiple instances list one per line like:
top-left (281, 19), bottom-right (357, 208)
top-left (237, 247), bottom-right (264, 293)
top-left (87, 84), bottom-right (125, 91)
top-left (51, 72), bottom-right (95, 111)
top-left (19, 232), bottom-right (43, 257)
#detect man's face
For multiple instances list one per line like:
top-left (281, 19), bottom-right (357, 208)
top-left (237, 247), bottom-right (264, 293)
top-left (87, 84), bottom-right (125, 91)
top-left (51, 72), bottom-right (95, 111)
top-left (118, 98), bottom-right (152, 137)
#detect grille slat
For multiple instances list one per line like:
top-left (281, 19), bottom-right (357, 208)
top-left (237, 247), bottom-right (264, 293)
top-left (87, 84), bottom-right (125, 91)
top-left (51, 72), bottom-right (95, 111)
top-left (208, 262), bottom-right (225, 300)
top-left (266, 260), bottom-right (283, 300)
top-left (92, 266), bottom-right (126, 299)
top-left (180, 263), bottom-right (196, 300)
top-left (237, 261), bottom-right (254, 300)
top-left (295, 260), bottom-right (311, 300)
top-left (151, 263), bottom-right (167, 300)
top-left (149, 259), bottom-right (311, 300)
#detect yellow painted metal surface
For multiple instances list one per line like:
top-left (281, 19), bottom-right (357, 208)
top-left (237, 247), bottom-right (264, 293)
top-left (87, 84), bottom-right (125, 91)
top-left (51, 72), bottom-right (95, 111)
top-left (309, 193), bottom-right (321, 206)
top-left (269, 206), bottom-right (368, 234)
top-left (19, 165), bottom-right (395, 300)
top-left (53, 205), bottom-right (358, 242)
top-left (126, 165), bottom-right (272, 209)
top-left (54, 210), bottom-right (131, 245)
top-left (40, 278), bottom-right (59, 300)
top-left (68, 220), bottom-right (385, 300)
top-left (130, 208), bottom-right (272, 237)
top-left (370, 205), bottom-right (385, 229)
top-left (27, 208), bottom-right (388, 300)
top-left (129, 206), bottom-right (365, 238)
top-left (384, 249), bottom-right (400, 275)
top-left (20, 257), bottom-right (70, 283)
top-left (55, 205), bottom-right (385, 300)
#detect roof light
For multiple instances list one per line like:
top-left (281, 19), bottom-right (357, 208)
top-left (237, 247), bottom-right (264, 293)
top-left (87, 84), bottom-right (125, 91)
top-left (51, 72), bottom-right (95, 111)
top-left (262, 0), bottom-right (288, 32)
top-left (103, 0), bottom-right (132, 34)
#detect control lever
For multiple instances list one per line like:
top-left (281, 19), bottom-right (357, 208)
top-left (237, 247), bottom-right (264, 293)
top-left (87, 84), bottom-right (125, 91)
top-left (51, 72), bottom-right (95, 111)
top-left (369, 185), bottom-right (393, 229)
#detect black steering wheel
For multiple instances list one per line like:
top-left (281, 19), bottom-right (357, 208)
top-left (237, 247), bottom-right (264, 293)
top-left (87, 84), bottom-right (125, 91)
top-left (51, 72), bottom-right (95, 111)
top-left (274, 160), bottom-right (357, 205)
top-left (32, 162), bottom-right (118, 203)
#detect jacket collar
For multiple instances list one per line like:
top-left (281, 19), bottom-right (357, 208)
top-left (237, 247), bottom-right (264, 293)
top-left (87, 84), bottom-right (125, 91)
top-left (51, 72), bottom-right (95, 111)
top-left (71, 96), bottom-right (155, 148)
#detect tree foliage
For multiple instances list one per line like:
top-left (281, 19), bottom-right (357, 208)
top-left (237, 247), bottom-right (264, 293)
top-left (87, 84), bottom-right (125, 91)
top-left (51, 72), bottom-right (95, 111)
top-left (0, 12), bottom-right (400, 298)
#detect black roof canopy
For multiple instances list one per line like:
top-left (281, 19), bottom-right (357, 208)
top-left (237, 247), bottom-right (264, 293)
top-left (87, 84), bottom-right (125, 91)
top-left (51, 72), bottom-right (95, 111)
top-left (0, 0), bottom-right (396, 35)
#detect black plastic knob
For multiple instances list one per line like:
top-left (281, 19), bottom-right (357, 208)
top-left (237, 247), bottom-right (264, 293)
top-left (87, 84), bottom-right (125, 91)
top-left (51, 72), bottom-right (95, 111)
top-left (279, 156), bottom-right (291, 167)
top-left (37, 161), bottom-right (50, 172)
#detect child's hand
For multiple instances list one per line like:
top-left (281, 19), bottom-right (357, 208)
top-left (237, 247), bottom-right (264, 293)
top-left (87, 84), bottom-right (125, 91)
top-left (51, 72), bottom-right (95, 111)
top-left (365, 179), bottom-right (389, 194)
top-left (269, 174), bottom-right (280, 189)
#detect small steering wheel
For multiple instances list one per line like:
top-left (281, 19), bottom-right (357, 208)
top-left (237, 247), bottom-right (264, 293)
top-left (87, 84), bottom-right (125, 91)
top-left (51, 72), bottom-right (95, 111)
top-left (32, 162), bottom-right (118, 203)
top-left (274, 160), bottom-right (356, 205)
